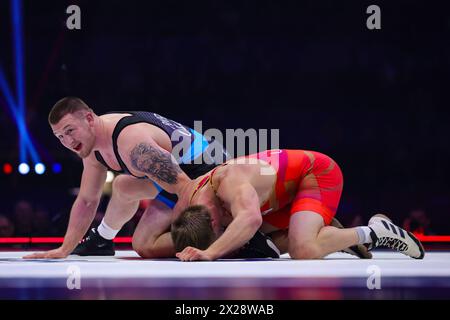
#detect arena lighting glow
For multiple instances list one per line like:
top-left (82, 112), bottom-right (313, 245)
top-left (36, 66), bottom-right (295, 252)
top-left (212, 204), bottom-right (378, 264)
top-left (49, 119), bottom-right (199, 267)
top-left (3, 163), bottom-right (13, 174)
top-left (52, 163), bottom-right (62, 173)
top-left (18, 162), bottom-right (29, 174)
top-left (0, 237), bottom-right (134, 244)
top-left (0, 0), bottom-right (41, 166)
top-left (12, 0), bottom-right (26, 163)
top-left (106, 171), bottom-right (115, 183)
top-left (0, 67), bottom-right (25, 163)
top-left (34, 162), bottom-right (45, 174)
top-left (11, 0), bottom-right (25, 117)
top-left (0, 94), bottom-right (39, 164)
top-left (0, 237), bottom-right (29, 244)
top-left (0, 66), bottom-right (39, 164)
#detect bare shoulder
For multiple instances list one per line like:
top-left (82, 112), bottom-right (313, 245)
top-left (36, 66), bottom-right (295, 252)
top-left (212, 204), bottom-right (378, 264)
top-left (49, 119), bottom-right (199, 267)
top-left (117, 122), bottom-right (155, 141)
top-left (214, 159), bottom-right (276, 203)
top-left (99, 112), bottom-right (131, 130)
top-left (116, 122), bottom-right (172, 152)
top-left (222, 158), bottom-right (275, 178)
top-left (214, 161), bottom-right (259, 188)
top-left (213, 164), bottom-right (261, 206)
top-left (98, 112), bottom-right (131, 119)
top-left (115, 123), bottom-right (162, 159)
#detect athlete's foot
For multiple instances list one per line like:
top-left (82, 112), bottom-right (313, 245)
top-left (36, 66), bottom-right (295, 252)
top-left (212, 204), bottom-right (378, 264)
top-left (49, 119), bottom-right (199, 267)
top-left (71, 228), bottom-right (115, 256)
top-left (368, 214), bottom-right (425, 259)
top-left (330, 217), bottom-right (373, 259)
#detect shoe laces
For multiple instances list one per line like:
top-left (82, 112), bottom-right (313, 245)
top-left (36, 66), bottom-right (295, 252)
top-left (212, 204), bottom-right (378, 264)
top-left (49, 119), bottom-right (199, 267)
top-left (376, 237), bottom-right (408, 252)
top-left (79, 235), bottom-right (91, 244)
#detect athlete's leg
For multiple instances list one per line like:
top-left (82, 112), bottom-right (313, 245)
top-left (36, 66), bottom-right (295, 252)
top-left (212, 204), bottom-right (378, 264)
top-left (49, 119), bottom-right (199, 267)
top-left (288, 211), bottom-right (360, 259)
top-left (132, 199), bottom-right (176, 258)
top-left (287, 151), bottom-right (359, 259)
top-left (265, 216), bottom-right (371, 258)
top-left (102, 175), bottom-right (159, 231)
top-left (71, 175), bottom-right (160, 256)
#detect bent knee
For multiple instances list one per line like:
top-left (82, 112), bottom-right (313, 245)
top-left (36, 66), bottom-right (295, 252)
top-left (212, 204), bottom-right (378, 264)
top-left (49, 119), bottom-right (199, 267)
top-left (112, 175), bottom-right (129, 191)
top-left (132, 238), bottom-right (153, 258)
top-left (289, 242), bottom-right (322, 260)
top-left (111, 176), bottom-right (137, 201)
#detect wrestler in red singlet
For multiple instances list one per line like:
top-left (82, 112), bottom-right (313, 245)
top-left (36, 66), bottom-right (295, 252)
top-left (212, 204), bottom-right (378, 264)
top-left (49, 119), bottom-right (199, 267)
top-left (249, 149), bottom-right (343, 228)
top-left (192, 149), bottom-right (343, 229)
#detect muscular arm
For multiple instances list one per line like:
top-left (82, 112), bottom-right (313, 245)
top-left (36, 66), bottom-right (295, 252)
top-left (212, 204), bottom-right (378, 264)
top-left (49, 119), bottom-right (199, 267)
top-left (116, 124), bottom-right (190, 193)
top-left (24, 158), bottom-right (107, 259)
top-left (60, 159), bottom-right (107, 254)
top-left (130, 142), bottom-right (181, 184)
top-left (204, 181), bottom-right (263, 260)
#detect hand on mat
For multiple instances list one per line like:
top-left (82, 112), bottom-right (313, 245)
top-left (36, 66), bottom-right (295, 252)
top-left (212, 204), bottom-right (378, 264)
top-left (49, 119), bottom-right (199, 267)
top-left (176, 246), bottom-right (214, 261)
top-left (23, 247), bottom-right (69, 259)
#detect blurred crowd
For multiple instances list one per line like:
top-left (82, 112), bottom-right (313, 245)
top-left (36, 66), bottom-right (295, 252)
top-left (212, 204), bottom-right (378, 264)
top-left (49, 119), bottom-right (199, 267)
top-left (0, 198), bottom-right (436, 238)
top-left (0, 197), bottom-right (141, 238)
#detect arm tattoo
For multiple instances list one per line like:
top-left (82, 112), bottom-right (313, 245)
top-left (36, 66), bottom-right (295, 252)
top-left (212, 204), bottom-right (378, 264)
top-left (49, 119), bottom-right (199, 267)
top-left (130, 143), bottom-right (181, 184)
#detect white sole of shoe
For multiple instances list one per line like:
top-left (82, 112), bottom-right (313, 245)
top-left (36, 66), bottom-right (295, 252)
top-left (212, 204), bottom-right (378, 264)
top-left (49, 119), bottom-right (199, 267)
top-left (369, 213), bottom-right (425, 259)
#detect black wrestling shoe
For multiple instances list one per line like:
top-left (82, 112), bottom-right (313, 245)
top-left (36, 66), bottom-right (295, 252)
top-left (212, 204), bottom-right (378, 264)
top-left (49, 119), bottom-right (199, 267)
top-left (330, 217), bottom-right (373, 259)
top-left (71, 228), bottom-right (115, 256)
top-left (233, 231), bottom-right (281, 259)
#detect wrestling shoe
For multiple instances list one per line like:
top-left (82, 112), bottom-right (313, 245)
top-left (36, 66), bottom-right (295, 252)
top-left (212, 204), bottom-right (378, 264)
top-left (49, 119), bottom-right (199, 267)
top-left (368, 214), bottom-right (425, 259)
top-left (330, 217), bottom-right (373, 259)
top-left (233, 231), bottom-right (281, 259)
top-left (71, 228), bottom-right (115, 256)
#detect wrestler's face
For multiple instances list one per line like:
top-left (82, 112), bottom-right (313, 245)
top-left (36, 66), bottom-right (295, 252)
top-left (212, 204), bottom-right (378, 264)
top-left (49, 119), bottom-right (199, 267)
top-left (193, 185), bottom-right (226, 238)
top-left (51, 111), bottom-right (96, 158)
top-left (207, 203), bottom-right (225, 238)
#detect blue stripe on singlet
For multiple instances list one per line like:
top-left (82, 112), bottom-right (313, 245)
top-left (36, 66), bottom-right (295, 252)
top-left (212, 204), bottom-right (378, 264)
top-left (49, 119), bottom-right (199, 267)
top-left (179, 128), bottom-right (210, 164)
top-left (150, 181), bottom-right (176, 208)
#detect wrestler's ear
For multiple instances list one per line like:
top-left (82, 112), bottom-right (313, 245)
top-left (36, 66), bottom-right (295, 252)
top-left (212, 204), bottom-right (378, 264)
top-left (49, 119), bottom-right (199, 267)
top-left (85, 112), bottom-right (94, 126)
top-left (210, 217), bottom-right (217, 228)
top-left (210, 216), bottom-right (221, 234)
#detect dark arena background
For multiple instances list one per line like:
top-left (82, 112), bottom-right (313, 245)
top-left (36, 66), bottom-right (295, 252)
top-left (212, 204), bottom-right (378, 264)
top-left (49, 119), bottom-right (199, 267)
top-left (0, 0), bottom-right (450, 307)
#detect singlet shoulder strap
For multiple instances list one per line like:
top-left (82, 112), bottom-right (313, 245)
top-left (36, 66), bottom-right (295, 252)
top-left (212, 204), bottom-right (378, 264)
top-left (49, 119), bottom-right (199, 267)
top-left (111, 114), bottom-right (149, 179)
top-left (94, 150), bottom-right (124, 174)
top-left (189, 175), bottom-right (211, 205)
top-left (188, 163), bottom-right (229, 205)
top-left (209, 163), bottom-right (229, 196)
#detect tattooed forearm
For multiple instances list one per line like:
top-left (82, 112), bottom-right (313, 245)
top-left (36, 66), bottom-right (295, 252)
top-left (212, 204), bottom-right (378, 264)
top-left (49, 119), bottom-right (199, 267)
top-left (130, 143), bottom-right (181, 184)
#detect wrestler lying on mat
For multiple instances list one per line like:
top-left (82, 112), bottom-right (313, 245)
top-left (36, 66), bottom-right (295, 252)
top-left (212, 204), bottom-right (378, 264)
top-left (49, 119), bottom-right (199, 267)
top-left (171, 149), bottom-right (425, 261)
